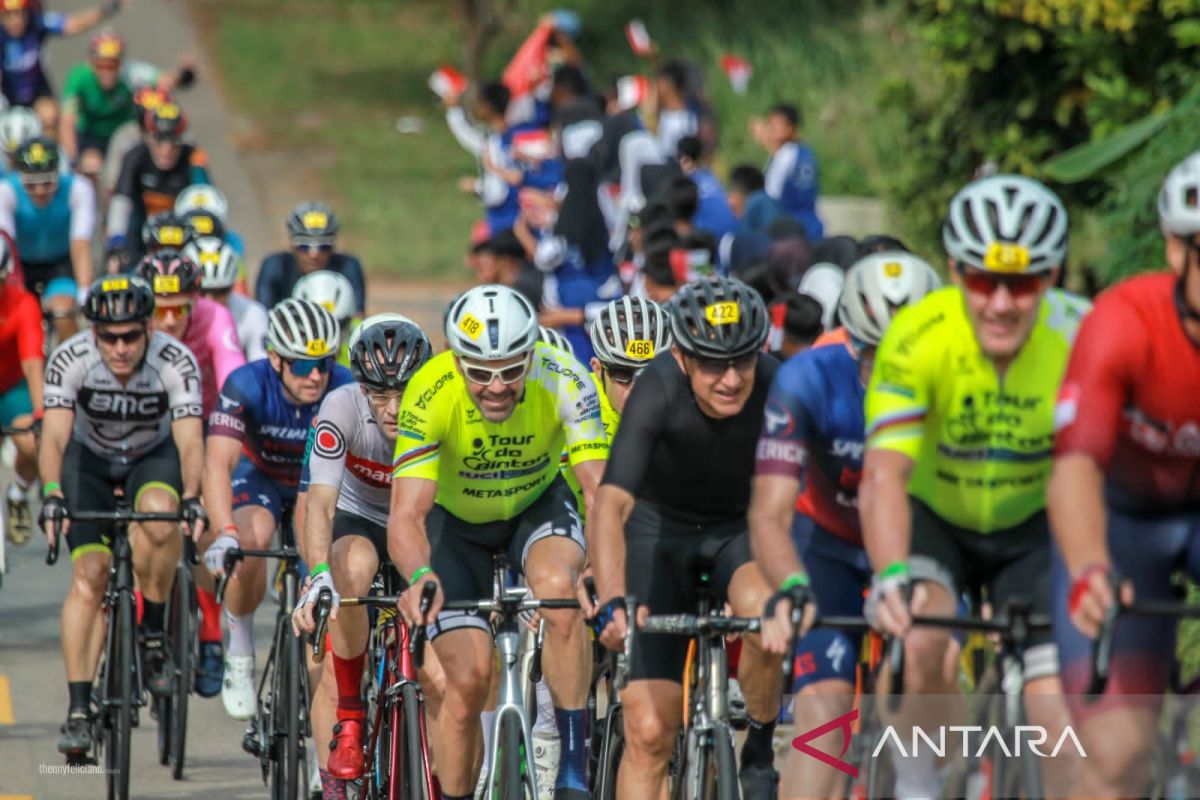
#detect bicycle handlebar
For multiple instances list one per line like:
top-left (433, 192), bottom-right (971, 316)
top-left (1088, 585), bottom-right (1200, 698)
top-left (46, 508), bottom-right (190, 567)
top-left (411, 582), bottom-right (437, 671)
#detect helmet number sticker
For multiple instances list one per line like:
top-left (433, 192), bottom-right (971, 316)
top-left (704, 301), bottom-right (740, 326)
top-left (883, 261), bottom-right (903, 278)
top-left (152, 274), bottom-right (180, 294)
top-left (160, 226), bottom-right (184, 245)
top-left (157, 103), bottom-right (181, 120)
top-left (191, 216), bottom-right (213, 234)
top-left (306, 338), bottom-right (329, 356)
top-left (983, 242), bottom-right (1030, 273)
top-left (200, 252), bottom-right (220, 265)
top-left (320, 300), bottom-right (335, 313)
top-left (101, 278), bottom-right (128, 292)
top-left (302, 211), bottom-right (329, 230)
top-left (458, 312), bottom-right (483, 340)
top-left (624, 339), bottom-right (655, 360)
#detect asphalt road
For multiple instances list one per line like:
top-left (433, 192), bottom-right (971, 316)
top-left (1, 1), bottom-right (289, 798)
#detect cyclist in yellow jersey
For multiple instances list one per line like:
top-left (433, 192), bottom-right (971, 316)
top-left (390, 284), bottom-right (606, 800)
top-left (562, 296), bottom-right (673, 516)
top-left (859, 175), bottom-right (1088, 797)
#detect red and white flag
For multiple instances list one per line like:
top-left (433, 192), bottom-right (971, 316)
top-left (615, 75), bottom-right (648, 112)
top-left (719, 54), bottom-right (752, 95)
top-left (428, 65), bottom-right (468, 100)
top-left (626, 20), bottom-right (653, 57)
top-left (513, 129), bottom-right (554, 163)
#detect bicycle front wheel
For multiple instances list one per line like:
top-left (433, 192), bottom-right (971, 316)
top-left (106, 588), bottom-right (135, 800)
top-left (399, 681), bottom-right (433, 800)
top-left (495, 712), bottom-right (533, 800)
top-left (284, 622), bottom-right (303, 800)
top-left (593, 704), bottom-right (625, 800)
top-left (169, 562), bottom-right (195, 779)
top-left (707, 724), bottom-right (738, 800)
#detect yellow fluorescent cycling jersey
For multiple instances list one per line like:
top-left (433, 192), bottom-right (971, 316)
top-left (864, 286), bottom-right (1089, 533)
top-left (562, 371), bottom-right (621, 515)
top-left (393, 343), bottom-right (609, 523)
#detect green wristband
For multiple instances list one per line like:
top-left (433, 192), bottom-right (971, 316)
top-left (880, 561), bottom-right (910, 581)
top-left (43, 482), bottom-right (61, 498)
top-left (779, 572), bottom-right (810, 592)
top-left (309, 562), bottom-right (330, 578)
top-left (410, 565), bottom-right (433, 584)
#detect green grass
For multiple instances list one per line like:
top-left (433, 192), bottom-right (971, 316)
top-left (195, 0), bottom-right (914, 278)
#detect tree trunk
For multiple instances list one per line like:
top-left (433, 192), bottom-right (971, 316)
top-left (460, 0), bottom-right (503, 88)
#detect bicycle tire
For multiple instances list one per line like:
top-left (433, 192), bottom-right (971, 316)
top-left (385, 678), bottom-right (404, 800)
top-left (169, 562), bottom-right (195, 780)
top-left (156, 692), bottom-right (171, 766)
top-left (284, 620), bottom-right (303, 800)
top-left (107, 586), bottom-right (135, 800)
top-left (709, 724), bottom-right (738, 800)
top-left (400, 681), bottom-right (432, 800)
top-left (593, 704), bottom-right (625, 800)
top-left (497, 712), bottom-right (529, 800)
top-left (268, 623), bottom-right (287, 800)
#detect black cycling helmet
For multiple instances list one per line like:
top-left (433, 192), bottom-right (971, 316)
top-left (135, 249), bottom-right (201, 295)
top-left (286, 201), bottom-right (339, 240)
top-left (13, 136), bottom-right (59, 175)
top-left (145, 101), bottom-right (187, 140)
top-left (180, 207), bottom-right (226, 243)
top-left (348, 313), bottom-right (433, 391)
top-left (82, 275), bottom-right (155, 323)
top-left (141, 211), bottom-right (188, 250)
top-left (668, 275), bottom-right (769, 359)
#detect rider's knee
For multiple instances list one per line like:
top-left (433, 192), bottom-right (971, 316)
top-left (1078, 720), bottom-right (1153, 792)
top-left (903, 627), bottom-right (953, 691)
top-left (623, 699), bottom-right (677, 761)
top-left (330, 537), bottom-right (377, 593)
top-left (71, 555), bottom-right (109, 600)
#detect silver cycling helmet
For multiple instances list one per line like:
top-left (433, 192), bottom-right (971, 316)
top-left (444, 284), bottom-right (538, 361)
top-left (183, 235), bottom-right (240, 291)
top-left (943, 174), bottom-right (1068, 274)
top-left (292, 269), bottom-right (355, 326)
top-left (1158, 152), bottom-right (1200, 237)
top-left (0, 107), bottom-right (40, 155)
top-left (538, 325), bottom-right (575, 357)
top-left (175, 183), bottom-right (230, 223)
top-left (267, 298), bottom-right (340, 360)
top-left (838, 251), bottom-right (942, 346)
top-left (589, 296), bottom-right (672, 368)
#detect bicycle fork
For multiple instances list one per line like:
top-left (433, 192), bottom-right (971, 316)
top-left (488, 622), bottom-right (538, 799)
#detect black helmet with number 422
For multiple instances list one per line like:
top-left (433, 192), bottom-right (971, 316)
top-left (668, 275), bottom-right (769, 359)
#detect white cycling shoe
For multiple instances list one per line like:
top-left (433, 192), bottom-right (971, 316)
top-left (532, 731), bottom-right (560, 800)
top-left (221, 655), bottom-right (256, 720)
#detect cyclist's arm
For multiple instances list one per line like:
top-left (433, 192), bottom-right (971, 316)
top-left (21, 357), bottom-right (44, 415)
top-left (386, 476), bottom-right (437, 580)
top-left (301, 396), bottom-right (351, 567)
top-left (303, 483), bottom-right (338, 570)
top-left (202, 433), bottom-right (240, 533)
top-left (749, 475), bottom-right (804, 588)
top-left (552, 348), bottom-right (609, 514)
top-left (69, 175), bottom-right (96, 289)
top-left (1047, 454), bottom-right (1107, 576)
top-left (171, 415), bottom-right (204, 499)
top-left (38, 408), bottom-right (73, 495)
top-left (0, 182), bottom-right (17, 238)
top-left (62, 6), bottom-right (112, 37)
top-left (589, 483), bottom-right (633, 601)
top-left (859, 449), bottom-right (914, 573)
top-left (16, 294), bottom-right (45, 412)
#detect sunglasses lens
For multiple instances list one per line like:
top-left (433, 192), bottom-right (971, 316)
top-left (289, 357), bottom-right (331, 376)
top-left (607, 367), bottom-right (636, 385)
top-left (963, 269), bottom-right (1044, 298)
top-left (463, 366), bottom-right (493, 384)
top-left (154, 303), bottom-right (191, 320)
top-left (499, 363), bottom-right (527, 383)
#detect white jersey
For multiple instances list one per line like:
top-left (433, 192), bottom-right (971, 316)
top-left (228, 292), bottom-right (269, 361)
top-left (43, 330), bottom-right (202, 462)
top-left (302, 383), bottom-right (394, 526)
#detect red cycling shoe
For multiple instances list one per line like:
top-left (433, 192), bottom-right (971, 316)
top-left (327, 718), bottom-right (365, 780)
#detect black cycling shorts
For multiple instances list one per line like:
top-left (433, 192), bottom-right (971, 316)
top-left (23, 256), bottom-right (74, 298)
top-left (332, 509), bottom-right (389, 565)
top-left (624, 500), bottom-right (753, 683)
top-left (61, 437), bottom-right (182, 559)
top-left (909, 498), bottom-right (1053, 652)
top-left (424, 475), bottom-right (583, 640)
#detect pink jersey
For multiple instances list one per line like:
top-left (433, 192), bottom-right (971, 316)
top-left (184, 296), bottom-right (245, 418)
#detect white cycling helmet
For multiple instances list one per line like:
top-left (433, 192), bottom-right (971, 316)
top-left (538, 325), bottom-right (575, 357)
top-left (589, 296), bottom-right (672, 368)
top-left (1158, 152), bottom-right (1200, 237)
top-left (292, 270), bottom-right (355, 325)
top-left (175, 183), bottom-right (230, 223)
top-left (838, 251), bottom-right (942, 346)
top-left (444, 284), bottom-right (538, 361)
top-left (797, 263), bottom-right (845, 331)
top-left (943, 174), bottom-right (1068, 274)
top-left (267, 298), bottom-right (340, 360)
top-left (183, 235), bottom-right (240, 290)
top-left (0, 107), bottom-right (41, 155)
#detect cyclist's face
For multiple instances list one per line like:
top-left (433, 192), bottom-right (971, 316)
top-left (1, 10), bottom-right (27, 37)
top-left (270, 352), bottom-right (331, 404)
top-left (149, 136), bottom-right (182, 170)
top-left (362, 386), bottom-right (404, 440)
top-left (592, 357), bottom-right (634, 415)
top-left (472, 251), bottom-right (501, 283)
top-left (293, 242), bottom-right (333, 273)
top-left (458, 353), bottom-right (529, 423)
top-left (95, 323), bottom-right (147, 377)
top-left (21, 174), bottom-right (57, 207)
top-left (675, 347), bottom-right (756, 420)
top-left (955, 264), bottom-right (1051, 361)
top-left (149, 294), bottom-right (193, 339)
top-left (93, 59), bottom-right (120, 90)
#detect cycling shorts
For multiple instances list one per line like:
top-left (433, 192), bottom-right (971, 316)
top-left (231, 457), bottom-right (295, 523)
top-left (1053, 505), bottom-right (1200, 721)
top-left (0, 378), bottom-right (32, 427)
top-left (61, 436), bottom-right (182, 559)
top-left (790, 513), bottom-right (871, 691)
top-left (624, 501), bottom-right (754, 683)
top-left (909, 498), bottom-right (1056, 676)
top-left (332, 508), bottom-right (390, 565)
top-left (425, 474), bottom-right (583, 641)
top-left (76, 130), bottom-right (112, 157)
top-left (23, 256), bottom-right (75, 302)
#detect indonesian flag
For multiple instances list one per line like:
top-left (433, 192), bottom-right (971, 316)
top-left (626, 20), bottom-right (653, 57)
top-left (669, 248), bottom-right (714, 285)
top-left (615, 75), bottom-right (648, 112)
top-left (502, 21), bottom-right (554, 98)
top-left (720, 55), bottom-right (752, 95)
top-left (513, 129), bottom-right (555, 163)
top-left (428, 65), bottom-right (468, 100)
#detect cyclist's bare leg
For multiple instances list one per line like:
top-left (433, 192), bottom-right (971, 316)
top-left (9, 413), bottom-right (36, 484)
top-left (523, 535), bottom-right (589, 708)
top-left (128, 486), bottom-right (182, 604)
top-left (1024, 675), bottom-right (1081, 797)
top-left (1072, 705), bottom-right (1155, 796)
top-left (784, 680), bottom-right (854, 799)
top-left (893, 581), bottom-right (960, 717)
top-left (46, 295), bottom-right (79, 341)
top-left (221, 505), bottom-right (277, 616)
top-left (618, 678), bottom-right (683, 800)
top-left (727, 561), bottom-right (783, 721)
top-left (61, 551), bottom-right (110, 682)
top-left (429, 627), bottom-right (493, 796)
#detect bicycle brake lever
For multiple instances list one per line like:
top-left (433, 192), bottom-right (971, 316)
top-left (45, 525), bottom-right (60, 565)
top-left (311, 588), bottom-right (331, 663)
top-left (411, 581), bottom-right (437, 671)
top-left (1086, 573), bottom-right (1122, 701)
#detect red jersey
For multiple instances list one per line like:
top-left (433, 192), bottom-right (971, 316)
top-left (1054, 271), bottom-right (1200, 512)
top-left (0, 281), bottom-right (44, 393)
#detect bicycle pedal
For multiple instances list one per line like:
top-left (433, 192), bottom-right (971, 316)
top-left (242, 729), bottom-right (262, 757)
top-left (64, 753), bottom-right (96, 767)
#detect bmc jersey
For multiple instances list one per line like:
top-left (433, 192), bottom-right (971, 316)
top-left (1055, 272), bottom-right (1200, 512)
top-left (43, 330), bottom-right (202, 462)
top-left (208, 359), bottom-right (352, 489)
top-left (180, 297), bottom-right (245, 418)
top-left (0, 172), bottom-right (95, 263)
top-left (756, 344), bottom-right (865, 545)
top-left (301, 383), bottom-right (393, 527)
top-left (865, 286), bottom-right (1089, 533)
top-left (0, 282), bottom-right (44, 393)
top-left (393, 344), bottom-right (608, 524)
top-left (0, 12), bottom-right (65, 105)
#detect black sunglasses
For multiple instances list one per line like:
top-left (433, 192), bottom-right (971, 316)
top-left (96, 327), bottom-right (146, 345)
top-left (603, 365), bottom-right (641, 385)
